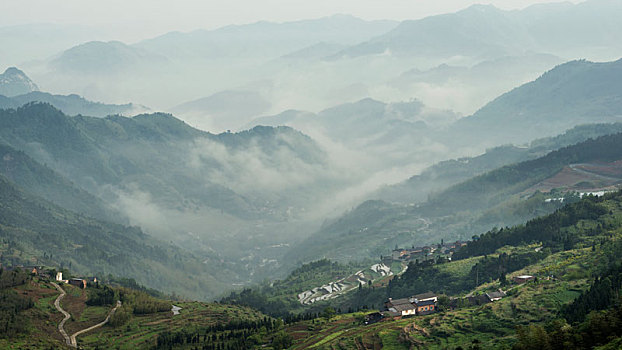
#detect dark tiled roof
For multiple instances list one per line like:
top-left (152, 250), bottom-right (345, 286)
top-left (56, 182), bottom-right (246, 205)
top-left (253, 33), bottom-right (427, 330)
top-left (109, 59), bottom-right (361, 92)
top-left (415, 300), bottom-right (435, 307)
top-left (390, 298), bottom-right (412, 305)
top-left (413, 292), bottom-right (436, 300)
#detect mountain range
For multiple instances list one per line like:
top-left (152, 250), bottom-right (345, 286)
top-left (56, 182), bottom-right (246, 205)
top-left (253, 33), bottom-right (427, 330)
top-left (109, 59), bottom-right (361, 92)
top-left (287, 129), bottom-right (622, 263)
top-left (3, 56), bottom-right (622, 285)
top-left (452, 58), bottom-right (622, 146)
top-left (0, 68), bottom-right (148, 117)
top-left (135, 15), bottom-right (398, 61)
top-left (21, 1), bottom-right (622, 116)
top-left (2, 2), bottom-right (622, 348)
top-left (49, 40), bottom-right (170, 75)
top-left (0, 102), bottom-right (353, 293)
top-left (334, 0), bottom-right (622, 62)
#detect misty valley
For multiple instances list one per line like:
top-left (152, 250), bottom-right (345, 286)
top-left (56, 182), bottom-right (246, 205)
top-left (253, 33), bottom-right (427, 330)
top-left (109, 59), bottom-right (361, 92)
top-left (2, 0), bottom-right (622, 349)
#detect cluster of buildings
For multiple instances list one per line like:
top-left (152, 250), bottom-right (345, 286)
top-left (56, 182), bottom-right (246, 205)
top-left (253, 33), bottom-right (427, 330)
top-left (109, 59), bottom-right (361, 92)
top-left (366, 288), bottom-right (511, 324)
top-left (1, 264), bottom-right (96, 289)
top-left (56, 272), bottom-right (98, 289)
top-left (365, 292), bottom-right (439, 324)
top-left (384, 292), bottom-right (439, 317)
top-left (385, 241), bottom-right (468, 263)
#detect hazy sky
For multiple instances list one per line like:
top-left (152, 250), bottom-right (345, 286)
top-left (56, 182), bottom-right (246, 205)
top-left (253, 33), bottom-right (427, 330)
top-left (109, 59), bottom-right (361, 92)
top-left (1, 0), bottom-right (582, 42)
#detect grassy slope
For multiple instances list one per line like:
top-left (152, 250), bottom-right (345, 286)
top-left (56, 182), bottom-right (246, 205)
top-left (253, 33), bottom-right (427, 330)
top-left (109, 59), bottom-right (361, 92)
top-left (80, 302), bottom-right (267, 349)
top-left (2, 193), bottom-right (621, 349)
top-left (284, 193), bottom-right (622, 349)
top-left (0, 277), bottom-right (69, 349)
top-left (284, 247), bottom-right (604, 349)
top-left (0, 278), bottom-right (273, 350)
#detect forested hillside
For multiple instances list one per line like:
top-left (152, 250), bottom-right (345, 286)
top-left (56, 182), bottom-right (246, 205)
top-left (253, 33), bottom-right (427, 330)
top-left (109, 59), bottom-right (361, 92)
top-left (0, 173), bottom-right (227, 299)
top-left (289, 132), bottom-right (622, 264)
top-left (375, 122), bottom-right (622, 204)
top-left (0, 91), bottom-right (146, 117)
top-left (0, 143), bottom-right (120, 223)
top-left (0, 103), bottom-right (328, 220)
top-left (0, 103), bottom-right (343, 293)
top-left (453, 58), bottom-right (622, 145)
top-left (266, 190), bottom-right (622, 349)
top-left (422, 132), bottom-right (622, 216)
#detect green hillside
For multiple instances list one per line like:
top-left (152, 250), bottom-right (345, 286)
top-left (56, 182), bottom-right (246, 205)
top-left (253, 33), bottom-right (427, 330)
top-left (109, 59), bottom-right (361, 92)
top-left (453, 58), bottom-right (622, 146)
top-left (0, 103), bottom-right (338, 292)
top-left (0, 143), bottom-right (120, 223)
top-left (289, 132), bottom-right (622, 263)
top-left (0, 91), bottom-right (143, 117)
top-left (0, 173), bottom-right (228, 299)
top-left (0, 272), bottom-right (285, 350)
top-left (0, 103), bottom-right (327, 220)
top-left (375, 123), bottom-right (622, 205)
top-left (422, 132), bottom-right (622, 216)
top-left (222, 259), bottom-right (367, 318)
top-left (4, 189), bottom-right (622, 349)
top-left (280, 190), bottom-right (622, 349)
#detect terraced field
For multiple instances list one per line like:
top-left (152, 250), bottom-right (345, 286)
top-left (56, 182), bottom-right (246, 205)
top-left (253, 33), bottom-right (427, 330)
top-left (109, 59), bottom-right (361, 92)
top-left (79, 302), bottom-right (267, 349)
top-left (284, 240), bottom-right (607, 349)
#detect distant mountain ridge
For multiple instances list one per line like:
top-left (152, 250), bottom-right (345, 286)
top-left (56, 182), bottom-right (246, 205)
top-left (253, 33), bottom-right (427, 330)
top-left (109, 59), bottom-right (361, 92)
top-left (0, 91), bottom-right (148, 117)
top-left (0, 23), bottom-right (106, 67)
top-left (50, 40), bottom-right (170, 74)
top-left (0, 67), bottom-right (38, 97)
top-left (0, 103), bottom-right (342, 292)
top-left (135, 14), bottom-right (398, 61)
top-left (0, 67), bottom-right (149, 117)
top-left (288, 130), bottom-right (622, 263)
top-left (333, 0), bottom-right (622, 61)
top-left (170, 90), bottom-right (271, 132)
top-left (374, 123), bottom-right (622, 205)
top-left (247, 97), bottom-right (459, 160)
top-left (451, 58), bottom-right (622, 146)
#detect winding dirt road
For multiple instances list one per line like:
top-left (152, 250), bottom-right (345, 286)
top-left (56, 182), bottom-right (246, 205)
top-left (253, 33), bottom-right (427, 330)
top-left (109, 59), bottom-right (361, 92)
top-left (70, 300), bottom-right (122, 346)
top-left (51, 282), bottom-right (72, 347)
top-left (51, 282), bottom-right (121, 348)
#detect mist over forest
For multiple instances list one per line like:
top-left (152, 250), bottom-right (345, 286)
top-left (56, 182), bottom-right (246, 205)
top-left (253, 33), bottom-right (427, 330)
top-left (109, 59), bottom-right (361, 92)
top-left (2, 0), bottom-right (622, 323)
top-left (5, 1), bottom-right (622, 349)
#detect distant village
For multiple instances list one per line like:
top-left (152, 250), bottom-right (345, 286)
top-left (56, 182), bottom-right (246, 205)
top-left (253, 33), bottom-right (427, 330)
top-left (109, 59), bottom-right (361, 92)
top-left (383, 240), bottom-right (468, 264)
top-left (0, 264), bottom-right (96, 289)
top-left (364, 240), bottom-right (539, 325)
top-left (365, 274), bottom-right (538, 325)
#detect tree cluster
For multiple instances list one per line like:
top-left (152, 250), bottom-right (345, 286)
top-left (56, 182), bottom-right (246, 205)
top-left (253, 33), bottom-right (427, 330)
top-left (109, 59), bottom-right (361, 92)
top-left (154, 317), bottom-right (286, 350)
